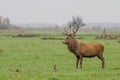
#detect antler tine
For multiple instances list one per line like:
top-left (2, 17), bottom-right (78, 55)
top-left (64, 21), bottom-right (72, 34)
top-left (72, 17), bottom-right (77, 24)
top-left (71, 16), bottom-right (81, 34)
top-left (68, 21), bottom-right (70, 26)
top-left (64, 27), bottom-right (68, 33)
top-left (72, 24), bottom-right (80, 34)
top-left (68, 21), bottom-right (72, 28)
top-left (77, 16), bottom-right (82, 26)
top-left (68, 21), bottom-right (73, 33)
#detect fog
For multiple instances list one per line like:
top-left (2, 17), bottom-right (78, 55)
top-left (0, 0), bottom-right (120, 25)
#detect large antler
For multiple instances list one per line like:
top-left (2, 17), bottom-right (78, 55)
top-left (72, 16), bottom-right (84, 34)
top-left (64, 16), bottom-right (85, 35)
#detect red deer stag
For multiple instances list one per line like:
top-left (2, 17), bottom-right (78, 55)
top-left (63, 17), bottom-right (105, 68)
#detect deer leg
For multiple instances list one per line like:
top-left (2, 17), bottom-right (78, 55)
top-left (80, 56), bottom-right (83, 68)
top-left (76, 56), bottom-right (79, 69)
top-left (97, 54), bottom-right (105, 68)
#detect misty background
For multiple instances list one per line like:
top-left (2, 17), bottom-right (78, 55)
top-left (0, 0), bottom-right (120, 32)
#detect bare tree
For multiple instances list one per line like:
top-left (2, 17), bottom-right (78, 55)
top-left (3, 18), bottom-right (10, 26)
top-left (0, 16), bottom-right (2, 25)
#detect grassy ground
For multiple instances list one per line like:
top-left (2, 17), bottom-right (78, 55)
top-left (0, 32), bottom-right (120, 80)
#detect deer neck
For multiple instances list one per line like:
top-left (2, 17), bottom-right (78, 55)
top-left (67, 39), bottom-right (78, 53)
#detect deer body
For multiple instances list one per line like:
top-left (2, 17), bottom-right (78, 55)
top-left (67, 40), bottom-right (104, 57)
top-left (63, 36), bottom-right (105, 68)
top-left (63, 16), bottom-right (105, 68)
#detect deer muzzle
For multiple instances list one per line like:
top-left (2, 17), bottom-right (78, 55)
top-left (62, 40), bottom-right (66, 44)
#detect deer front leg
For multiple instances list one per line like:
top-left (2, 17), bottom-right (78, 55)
top-left (76, 56), bottom-right (79, 69)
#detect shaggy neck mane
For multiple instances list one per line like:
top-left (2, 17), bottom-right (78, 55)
top-left (67, 39), bottom-right (78, 53)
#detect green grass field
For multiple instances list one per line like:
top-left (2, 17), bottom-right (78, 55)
top-left (0, 32), bottom-right (120, 80)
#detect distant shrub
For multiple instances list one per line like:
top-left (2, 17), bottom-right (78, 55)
top-left (117, 41), bottom-right (120, 43)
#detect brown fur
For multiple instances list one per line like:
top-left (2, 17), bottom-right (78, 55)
top-left (63, 34), bottom-right (105, 68)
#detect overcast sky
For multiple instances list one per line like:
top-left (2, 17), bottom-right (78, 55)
top-left (0, 0), bottom-right (120, 25)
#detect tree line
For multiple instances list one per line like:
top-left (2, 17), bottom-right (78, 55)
top-left (0, 16), bottom-right (10, 29)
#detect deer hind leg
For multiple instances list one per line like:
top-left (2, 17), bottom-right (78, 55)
top-left (97, 54), bottom-right (105, 68)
